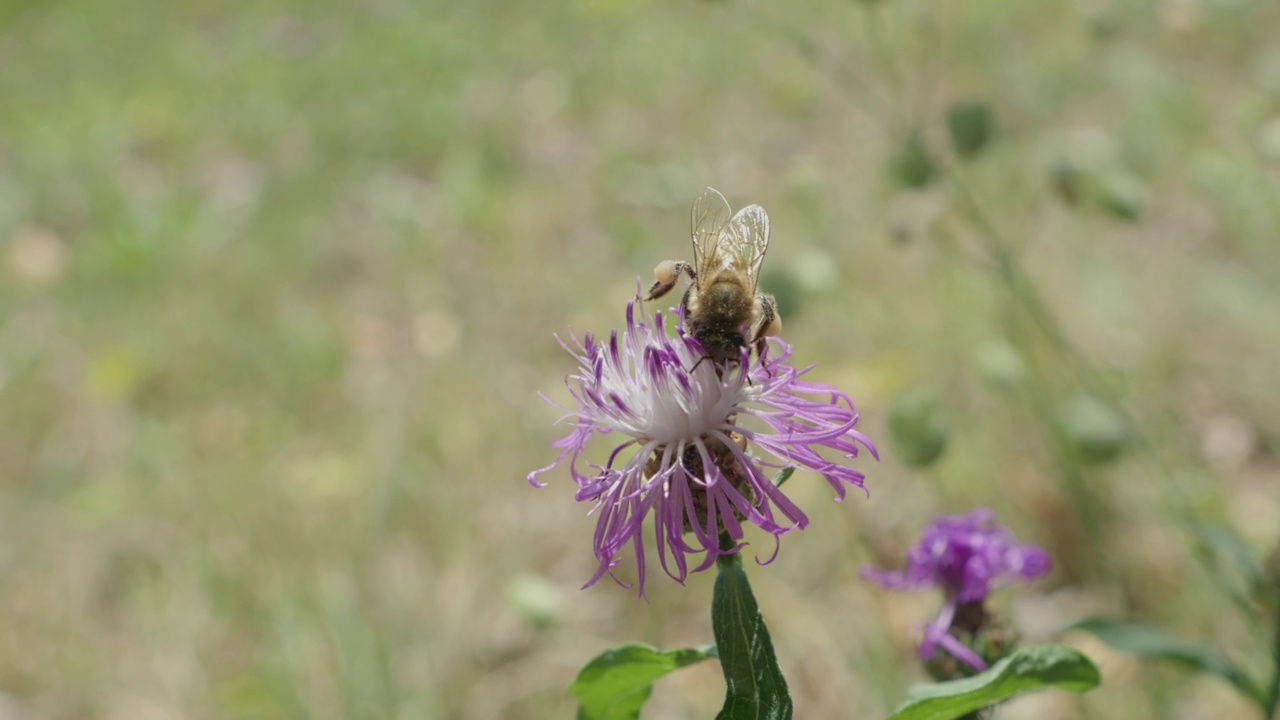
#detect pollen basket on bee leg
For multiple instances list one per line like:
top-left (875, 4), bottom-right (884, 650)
top-left (653, 260), bottom-right (679, 285)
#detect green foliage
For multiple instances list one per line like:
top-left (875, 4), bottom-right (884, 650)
top-left (505, 574), bottom-right (565, 628)
top-left (571, 644), bottom-right (717, 720)
top-left (1056, 394), bottom-right (1129, 465)
top-left (1264, 545), bottom-right (1280, 614)
top-left (712, 554), bottom-right (792, 720)
top-left (970, 341), bottom-right (1028, 389)
top-left (886, 645), bottom-right (1100, 720)
top-left (945, 102), bottom-right (993, 159)
top-left (1095, 169), bottom-right (1149, 221)
top-left (887, 387), bottom-right (949, 468)
top-left (1048, 158), bottom-right (1148, 221)
top-left (1070, 619), bottom-right (1267, 708)
top-left (890, 132), bottom-right (938, 189)
top-left (1191, 523), bottom-right (1264, 589)
top-left (773, 467), bottom-right (797, 488)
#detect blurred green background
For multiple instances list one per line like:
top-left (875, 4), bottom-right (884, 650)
top-left (2, 0), bottom-right (1279, 717)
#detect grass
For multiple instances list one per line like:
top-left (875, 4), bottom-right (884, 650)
top-left (1, 0), bottom-right (1278, 717)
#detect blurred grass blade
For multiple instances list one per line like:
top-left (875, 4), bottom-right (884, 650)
top-left (713, 554), bottom-right (792, 719)
top-left (1070, 618), bottom-right (1266, 707)
top-left (1191, 523), bottom-right (1263, 587)
top-left (886, 644), bottom-right (1100, 720)
top-left (571, 643), bottom-right (716, 720)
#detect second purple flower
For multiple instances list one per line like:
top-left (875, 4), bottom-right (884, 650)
top-left (862, 508), bottom-right (1052, 673)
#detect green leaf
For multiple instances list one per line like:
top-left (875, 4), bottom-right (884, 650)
top-left (970, 340), bottom-right (1028, 389)
top-left (890, 132), bottom-right (937, 189)
top-left (887, 387), bottom-right (949, 468)
top-left (1056, 393), bottom-right (1128, 465)
top-left (1070, 618), bottom-right (1266, 707)
top-left (946, 101), bottom-right (993, 159)
top-left (886, 644), bottom-right (1100, 720)
top-left (1096, 169), bottom-right (1148, 221)
top-left (1190, 523), bottom-right (1263, 587)
top-left (571, 643), bottom-right (717, 720)
top-left (713, 554), bottom-right (792, 720)
top-left (505, 574), bottom-right (564, 628)
top-left (773, 467), bottom-right (796, 488)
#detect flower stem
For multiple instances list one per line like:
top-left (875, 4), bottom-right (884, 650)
top-left (717, 531), bottom-right (739, 560)
top-left (1267, 596), bottom-right (1280, 719)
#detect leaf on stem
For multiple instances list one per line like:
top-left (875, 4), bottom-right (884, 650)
top-left (1190, 523), bottom-right (1263, 588)
top-left (713, 554), bottom-right (792, 720)
top-left (1070, 618), bottom-right (1267, 708)
top-left (946, 101), bottom-right (994, 159)
top-left (890, 132), bottom-right (937, 189)
top-left (571, 643), bottom-right (716, 720)
top-left (1056, 393), bottom-right (1128, 465)
top-left (886, 644), bottom-right (1100, 720)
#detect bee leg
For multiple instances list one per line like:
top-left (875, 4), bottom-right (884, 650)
top-left (678, 283), bottom-right (696, 325)
top-left (644, 260), bottom-right (696, 301)
top-left (751, 292), bottom-right (782, 364)
top-left (688, 353), bottom-right (710, 376)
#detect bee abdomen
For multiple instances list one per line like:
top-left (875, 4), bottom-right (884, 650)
top-left (701, 282), bottom-right (753, 325)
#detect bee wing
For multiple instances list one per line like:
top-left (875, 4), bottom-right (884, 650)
top-left (720, 203), bottom-right (770, 293)
top-left (690, 187), bottom-right (733, 289)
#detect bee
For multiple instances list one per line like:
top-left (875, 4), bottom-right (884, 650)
top-left (644, 187), bottom-right (781, 368)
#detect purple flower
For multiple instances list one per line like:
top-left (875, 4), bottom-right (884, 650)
top-left (861, 508), bottom-right (1051, 670)
top-left (529, 299), bottom-right (877, 597)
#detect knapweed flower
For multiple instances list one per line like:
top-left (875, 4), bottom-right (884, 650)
top-left (528, 299), bottom-right (877, 597)
top-left (861, 508), bottom-right (1051, 672)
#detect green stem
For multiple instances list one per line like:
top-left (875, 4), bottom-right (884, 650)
top-left (717, 531), bottom-right (739, 559)
top-left (949, 166), bottom-right (1072, 355)
top-left (1267, 598), bottom-right (1280, 719)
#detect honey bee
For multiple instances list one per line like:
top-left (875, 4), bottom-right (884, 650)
top-left (644, 188), bottom-right (781, 368)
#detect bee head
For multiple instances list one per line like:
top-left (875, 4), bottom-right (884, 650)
top-left (693, 326), bottom-right (744, 348)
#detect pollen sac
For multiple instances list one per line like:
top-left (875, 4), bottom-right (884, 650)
top-left (762, 313), bottom-right (782, 338)
top-left (653, 260), bottom-right (680, 285)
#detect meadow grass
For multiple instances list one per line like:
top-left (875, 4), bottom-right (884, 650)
top-left (1, 0), bottom-right (1278, 717)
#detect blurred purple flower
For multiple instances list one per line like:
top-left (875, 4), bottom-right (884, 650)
top-left (529, 299), bottom-right (877, 598)
top-left (861, 508), bottom-right (1051, 670)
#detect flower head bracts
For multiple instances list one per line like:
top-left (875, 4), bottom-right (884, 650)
top-left (861, 508), bottom-right (1051, 670)
top-left (529, 300), bottom-right (877, 597)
